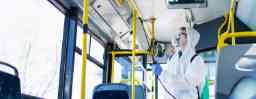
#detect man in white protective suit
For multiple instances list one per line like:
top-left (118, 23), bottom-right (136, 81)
top-left (152, 27), bottom-right (207, 99)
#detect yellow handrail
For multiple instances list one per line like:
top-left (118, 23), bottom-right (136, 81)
top-left (125, 2), bottom-right (157, 99)
top-left (110, 9), bottom-right (144, 99)
top-left (111, 50), bottom-right (149, 55)
top-left (81, 0), bottom-right (89, 99)
top-left (111, 2), bottom-right (157, 99)
top-left (120, 79), bottom-right (141, 85)
top-left (218, 32), bottom-right (256, 49)
top-left (217, 0), bottom-right (256, 51)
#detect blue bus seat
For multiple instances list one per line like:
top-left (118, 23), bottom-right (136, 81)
top-left (92, 83), bottom-right (146, 99)
top-left (216, 44), bottom-right (256, 99)
top-left (93, 84), bottom-right (129, 99)
top-left (0, 61), bottom-right (21, 99)
top-left (229, 77), bottom-right (256, 99)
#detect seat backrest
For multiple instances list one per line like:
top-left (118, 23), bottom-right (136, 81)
top-left (0, 61), bottom-right (21, 99)
top-left (216, 44), bottom-right (256, 99)
top-left (93, 83), bottom-right (146, 99)
top-left (93, 84), bottom-right (129, 99)
top-left (0, 71), bottom-right (21, 99)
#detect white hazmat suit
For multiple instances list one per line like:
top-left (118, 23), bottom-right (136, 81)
top-left (159, 27), bottom-right (207, 99)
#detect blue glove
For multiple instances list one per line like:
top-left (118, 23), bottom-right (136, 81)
top-left (152, 64), bottom-right (162, 76)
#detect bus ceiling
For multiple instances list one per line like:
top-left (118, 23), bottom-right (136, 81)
top-left (49, 0), bottom-right (254, 52)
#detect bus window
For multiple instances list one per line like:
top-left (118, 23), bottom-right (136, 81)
top-left (113, 57), bottom-right (144, 84)
top-left (73, 26), bottom-right (104, 99)
top-left (90, 37), bottom-right (104, 63)
top-left (72, 53), bottom-right (103, 99)
top-left (0, 0), bottom-right (64, 98)
top-left (200, 50), bottom-right (217, 99)
top-left (76, 25), bottom-right (105, 64)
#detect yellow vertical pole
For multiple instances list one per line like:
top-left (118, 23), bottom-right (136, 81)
top-left (151, 74), bottom-right (155, 99)
top-left (230, 0), bottom-right (236, 45)
top-left (152, 17), bottom-right (157, 39)
top-left (131, 9), bottom-right (137, 99)
top-left (217, 36), bottom-right (224, 52)
top-left (81, 0), bottom-right (89, 99)
top-left (231, 14), bottom-right (236, 45)
top-left (226, 0), bottom-right (234, 33)
top-left (151, 17), bottom-right (156, 99)
top-left (151, 17), bottom-right (156, 41)
top-left (111, 53), bottom-right (116, 83)
top-left (218, 12), bottom-right (228, 39)
top-left (227, 11), bottom-right (232, 33)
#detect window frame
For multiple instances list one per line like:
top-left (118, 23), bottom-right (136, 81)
top-left (75, 25), bottom-right (105, 68)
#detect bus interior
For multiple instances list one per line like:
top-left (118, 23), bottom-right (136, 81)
top-left (0, 0), bottom-right (256, 99)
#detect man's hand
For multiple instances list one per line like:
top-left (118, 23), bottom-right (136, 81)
top-left (152, 64), bottom-right (162, 76)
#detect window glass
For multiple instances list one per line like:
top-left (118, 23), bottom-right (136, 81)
top-left (0, 0), bottom-right (64, 98)
top-left (72, 53), bottom-right (103, 99)
top-left (200, 50), bottom-right (217, 99)
top-left (114, 57), bottom-right (130, 83)
top-left (113, 57), bottom-right (144, 84)
top-left (76, 27), bottom-right (104, 64)
top-left (113, 60), bottom-right (123, 82)
top-left (90, 37), bottom-right (104, 63)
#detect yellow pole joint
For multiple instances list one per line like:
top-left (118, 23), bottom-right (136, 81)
top-left (218, 0), bottom-right (237, 51)
top-left (218, 32), bottom-right (256, 51)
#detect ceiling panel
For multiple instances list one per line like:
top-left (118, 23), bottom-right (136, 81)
top-left (134, 0), bottom-right (229, 42)
top-left (191, 0), bottom-right (229, 24)
top-left (135, 0), bottom-right (187, 42)
top-left (60, 0), bottom-right (231, 49)
top-left (93, 0), bottom-right (129, 36)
